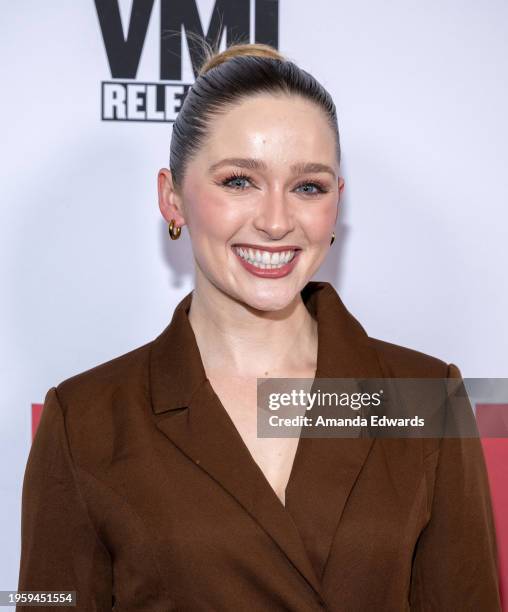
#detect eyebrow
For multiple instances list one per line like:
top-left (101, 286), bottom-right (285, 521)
top-left (208, 157), bottom-right (336, 178)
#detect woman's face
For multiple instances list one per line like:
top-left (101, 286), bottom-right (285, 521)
top-left (159, 93), bottom-right (344, 312)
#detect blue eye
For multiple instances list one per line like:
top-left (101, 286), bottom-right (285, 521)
top-left (220, 172), bottom-right (329, 196)
top-left (222, 173), bottom-right (251, 189)
top-left (296, 183), bottom-right (321, 195)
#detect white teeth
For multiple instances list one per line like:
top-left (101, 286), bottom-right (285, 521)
top-left (233, 247), bottom-right (298, 269)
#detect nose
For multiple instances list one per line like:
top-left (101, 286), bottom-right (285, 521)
top-left (252, 187), bottom-right (295, 240)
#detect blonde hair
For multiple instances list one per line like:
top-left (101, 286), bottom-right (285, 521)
top-left (197, 42), bottom-right (287, 76)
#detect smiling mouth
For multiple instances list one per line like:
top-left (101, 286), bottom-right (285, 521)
top-left (232, 245), bottom-right (301, 269)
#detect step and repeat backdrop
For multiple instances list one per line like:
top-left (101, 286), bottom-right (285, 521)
top-left (1, 0), bottom-right (507, 606)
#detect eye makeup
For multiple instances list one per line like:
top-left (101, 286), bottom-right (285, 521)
top-left (218, 171), bottom-right (330, 196)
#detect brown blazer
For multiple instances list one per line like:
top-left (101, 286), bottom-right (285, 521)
top-left (17, 281), bottom-right (501, 611)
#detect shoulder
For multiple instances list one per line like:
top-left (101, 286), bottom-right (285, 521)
top-left (367, 335), bottom-right (453, 378)
top-left (51, 340), bottom-right (155, 467)
top-left (56, 340), bottom-right (153, 407)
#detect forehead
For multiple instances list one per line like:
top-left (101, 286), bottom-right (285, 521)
top-left (197, 93), bottom-right (337, 168)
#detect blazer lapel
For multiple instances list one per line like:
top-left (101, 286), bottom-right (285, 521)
top-left (149, 289), bottom-right (323, 597)
top-left (284, 282), bottom-right (386, 581)
top-left (149, 281), bottom-right (386, 594)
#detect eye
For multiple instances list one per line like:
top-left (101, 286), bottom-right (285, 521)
top-left (219, 172), bottom-right (329, 196)
top-left (221, 172), bottom-right (252, 190)
top-left (295, 181), bottom-right (328, 196)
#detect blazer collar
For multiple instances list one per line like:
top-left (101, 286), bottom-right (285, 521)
top-left (149, 280), bottom-right (385, 599)
top-left (149, 287), bottom-right (207, 415)
top-left (150, 280), bottom-right (385, 415)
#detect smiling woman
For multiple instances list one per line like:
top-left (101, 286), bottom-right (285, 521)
top-left (17, 40), bottom-right (501, 611)
top-left (158, 55), bottom-right (343, 311)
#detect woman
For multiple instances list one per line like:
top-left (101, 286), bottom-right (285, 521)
top-left (17, 42), bottom-right (500, 611)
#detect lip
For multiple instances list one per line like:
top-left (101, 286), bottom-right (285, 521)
top-left (231, 245), bottom-right (302, 279)
top-left (232, 243), bottom-right (302, 253)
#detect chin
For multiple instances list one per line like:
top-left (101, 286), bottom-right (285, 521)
top-left (234, 279), bottom-right (305, 313)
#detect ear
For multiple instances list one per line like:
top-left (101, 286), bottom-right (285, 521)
top-left (335, 176), bottom-right (345, 222)
top-left (157, 168), bottom-right (186, 226)
top-left (338, 176), bottom-right (345, 198)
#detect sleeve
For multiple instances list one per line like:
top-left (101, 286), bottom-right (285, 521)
top-left (17, 387), bottom-right (113, 611)
top-left (409, 363), bottom-right (502, 611)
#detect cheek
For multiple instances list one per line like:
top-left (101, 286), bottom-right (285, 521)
top-left (183, 193), bottom-right (251, 260)
top-left (186, 191), bottom-right (249, 239)
top-left (298, 198), bottom-right (337, 240)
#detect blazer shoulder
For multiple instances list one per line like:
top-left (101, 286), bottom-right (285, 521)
top-left (368, 336), bottom-right (450, 378)
top-left (54, 339), bottom-right (154, 415)
top-left (47, 340), bottom-right (156, 470)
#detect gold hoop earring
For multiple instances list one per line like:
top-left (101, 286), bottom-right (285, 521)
top-left (330, 232), bottom-right (335, 246)
top-left (168, 219), bottom-right (182, 240)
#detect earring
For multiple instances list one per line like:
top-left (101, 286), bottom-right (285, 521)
top-left (330, 232), bottom-right (335, 246)
top-left (168, 219), bottom-right (182, 240)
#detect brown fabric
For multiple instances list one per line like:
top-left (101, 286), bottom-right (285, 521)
top-left (17, 281), bottom-right (501, 611)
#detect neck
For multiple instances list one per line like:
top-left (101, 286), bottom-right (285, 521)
top-left (187, 274), bottom-right (318, 378)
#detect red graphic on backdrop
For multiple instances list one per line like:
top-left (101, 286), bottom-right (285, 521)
top-left (31, 403), bottom-right (43, 441)
top-left (477, 404), bottom-right (508, 609)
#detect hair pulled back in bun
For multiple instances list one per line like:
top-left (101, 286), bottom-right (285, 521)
top-left (197, 42), bottom-right (286, 76)
top-left (169, 37), bottom-right (340, 192)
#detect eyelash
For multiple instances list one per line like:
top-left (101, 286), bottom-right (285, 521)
top-left (220, 172), bottom-right (329, 196)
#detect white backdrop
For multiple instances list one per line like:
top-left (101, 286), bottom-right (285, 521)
top-left (1, 0), bottom-right (507, 598)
